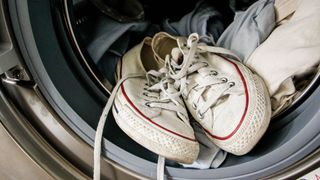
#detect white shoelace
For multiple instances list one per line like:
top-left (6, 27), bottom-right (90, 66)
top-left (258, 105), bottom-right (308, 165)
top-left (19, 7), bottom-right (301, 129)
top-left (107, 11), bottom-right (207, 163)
top-left (93, 64), bottom-right (188, 180)
top-left (144, 68), bottom-right (189, 122)
top-left (166, 33), bottom-right (242, 119)
top-left (93, 73), bottom-right (144, 180)
top-left (157, 156), bottom-right (166, 180)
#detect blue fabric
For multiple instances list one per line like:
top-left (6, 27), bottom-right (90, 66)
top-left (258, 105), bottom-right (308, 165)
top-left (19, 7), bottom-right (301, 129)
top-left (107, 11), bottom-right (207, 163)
top-left (217, 0), bottom-right (276, 62)
top-left (82, 16), bottom-right (152, 85)
top-left (87, 16), bottom-right (149, 62)
top-left (162, 0), bottom-right (229, 42)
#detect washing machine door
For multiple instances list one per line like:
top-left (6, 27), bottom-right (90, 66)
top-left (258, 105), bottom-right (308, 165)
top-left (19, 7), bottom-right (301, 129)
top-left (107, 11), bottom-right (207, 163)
top-left (0, 0), bottom-right (319, 179)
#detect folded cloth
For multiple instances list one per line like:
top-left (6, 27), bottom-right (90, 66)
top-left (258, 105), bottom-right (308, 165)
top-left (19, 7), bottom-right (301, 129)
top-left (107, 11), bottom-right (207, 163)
top-left (246, 0), bottom-right (320, 114)
top-left (181, 122), bottom-right (227, 169)
top-left (217, 0), bottom-right (275, 62)
top-left (86, 16), bottom-right (149, 62)
top-left (274, 0), bottom-right (300, 24)
top-left (163, 0), bottom-right (232, 42)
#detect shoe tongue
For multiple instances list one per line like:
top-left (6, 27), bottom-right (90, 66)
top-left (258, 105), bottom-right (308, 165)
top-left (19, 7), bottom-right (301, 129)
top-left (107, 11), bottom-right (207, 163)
top-left (151, 32), bottom-right (178, 64)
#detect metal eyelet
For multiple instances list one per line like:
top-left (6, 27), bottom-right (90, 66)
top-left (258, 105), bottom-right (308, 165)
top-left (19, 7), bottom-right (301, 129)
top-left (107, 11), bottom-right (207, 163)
top-left (221, 77), bottom-right (228, 83)
top-left (145, 102), bottom-right (151, 107)
top-left (228, 82), bottom-right (235, 87)
top-left (143, 92), bottom-right (149, 97)
top-left (182, 93), bottom-right (188, 100)
top-left (192, 103), bottom-right (197, 109)
top-left (176, 112), bottom-right (183, 118)
top-left (210, 70), bottom-right (218, 76)
top-left (203, 62), bottom-right (209, 66)
top-left (197, 111), bottom-right (204, 119)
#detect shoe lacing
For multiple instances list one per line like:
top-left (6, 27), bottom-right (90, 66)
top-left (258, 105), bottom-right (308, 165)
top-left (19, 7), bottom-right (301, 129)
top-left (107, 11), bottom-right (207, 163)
top-left (94, 60), bottom-right (190, 180)
top-left (143, 67), bottom-right (189, 122)
top-left (153, 33), bottom-right (243, 180)
top-left (93, 33), bottom-right (239, 180)
top-left (166, 33), bottom-right (243, 119)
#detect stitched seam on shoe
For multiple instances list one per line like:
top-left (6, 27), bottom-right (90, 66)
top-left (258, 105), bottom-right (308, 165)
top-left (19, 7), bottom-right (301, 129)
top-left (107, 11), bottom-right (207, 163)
top-left (203, 56), bottom-right (249, 140)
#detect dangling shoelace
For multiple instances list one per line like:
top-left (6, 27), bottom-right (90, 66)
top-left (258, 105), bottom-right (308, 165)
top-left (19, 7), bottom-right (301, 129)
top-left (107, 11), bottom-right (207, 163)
top-left (93, 61), bottom-right (189, 180)
top-left (93, 73), bottom-right (143, 180)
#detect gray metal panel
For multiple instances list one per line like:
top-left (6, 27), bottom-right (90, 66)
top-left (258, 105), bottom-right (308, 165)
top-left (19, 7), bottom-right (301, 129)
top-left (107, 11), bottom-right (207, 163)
top-left (0, 0), bottom-right (19, 74)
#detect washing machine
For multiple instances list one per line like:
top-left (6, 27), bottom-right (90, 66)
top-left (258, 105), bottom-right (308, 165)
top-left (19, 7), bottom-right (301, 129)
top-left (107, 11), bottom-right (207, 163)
top-left (0, 0), bottom-right (319, 179)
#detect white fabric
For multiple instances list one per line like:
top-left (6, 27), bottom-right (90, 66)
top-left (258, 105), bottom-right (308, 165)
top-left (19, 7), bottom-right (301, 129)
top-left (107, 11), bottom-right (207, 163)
top-left (246, 0), bottom-right (320, 114)
top-left (181, 122), bottom-right (227, 169)
top-left (274, 0), bottom-right (300, 23)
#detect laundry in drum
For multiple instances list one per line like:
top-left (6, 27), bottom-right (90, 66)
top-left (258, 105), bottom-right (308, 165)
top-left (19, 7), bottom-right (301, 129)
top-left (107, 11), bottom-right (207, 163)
top-left (247, 0), bottom-right (320, 115)
top-left (72, 0), bottom-right (320, 179)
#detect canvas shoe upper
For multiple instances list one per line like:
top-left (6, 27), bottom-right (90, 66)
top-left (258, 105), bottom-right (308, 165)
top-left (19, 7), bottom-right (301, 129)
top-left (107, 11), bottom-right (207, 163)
top-left (152, 32), bottom-right (271, 155)
top-left (111, 37), bottom-right (199, 163)
top-left (93, 35), bottom-right (200, 180)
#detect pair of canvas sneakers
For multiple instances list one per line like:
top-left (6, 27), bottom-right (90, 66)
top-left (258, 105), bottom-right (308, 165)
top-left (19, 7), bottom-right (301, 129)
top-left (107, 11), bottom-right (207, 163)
top-left (111, 32), bottom-right (271, 164)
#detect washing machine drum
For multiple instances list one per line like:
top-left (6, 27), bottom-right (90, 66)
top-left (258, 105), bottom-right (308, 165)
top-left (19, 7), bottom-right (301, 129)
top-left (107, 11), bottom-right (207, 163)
top-left (6, 0), bottom-right (320, 179)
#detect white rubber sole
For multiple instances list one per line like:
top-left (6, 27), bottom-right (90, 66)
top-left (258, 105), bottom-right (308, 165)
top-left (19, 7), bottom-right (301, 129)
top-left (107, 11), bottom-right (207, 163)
top-left (112, 96), bottom-right (199, 164)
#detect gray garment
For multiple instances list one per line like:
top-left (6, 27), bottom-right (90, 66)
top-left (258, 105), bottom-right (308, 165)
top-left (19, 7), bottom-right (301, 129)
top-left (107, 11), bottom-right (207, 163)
top-left (163, 1), bottom-right (226, 42)
top-left (92, 23), bottom-right (160, 85)
top-left (217, 0), bottom-right (275, 62)
top-left (97, 34), bottom-right (130, 86)
top-left (97, 53), bottom-right (118, 86)
top-left (181, 122), bottom-right (227, 169)
top-left (84, 15), bottom-right (149, 86)
top-left (87, 16), bottom-right (149, 62)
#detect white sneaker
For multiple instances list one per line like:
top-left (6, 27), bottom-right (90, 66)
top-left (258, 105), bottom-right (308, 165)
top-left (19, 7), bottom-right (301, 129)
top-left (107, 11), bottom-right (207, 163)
top-left (112, 37), bottom-right (199, 163)
top-left (154, 32), bottom-right (271, 155)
